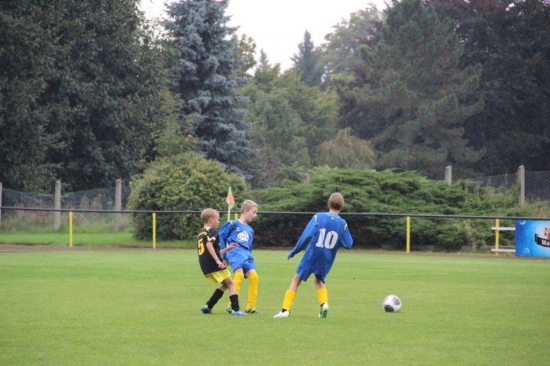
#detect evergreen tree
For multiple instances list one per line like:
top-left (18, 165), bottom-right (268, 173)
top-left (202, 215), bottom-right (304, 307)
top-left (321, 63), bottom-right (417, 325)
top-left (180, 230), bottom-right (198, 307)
top-left (291, 30), bottom-right (324, 87)
top-left (165, 0), bottom-right (255, 179)
top-left (258, 50), bottom-right (270, 70)
top-left (337, 0), bottom-right (483, 179)
top-left (429, 0), bottom-right (550, 174)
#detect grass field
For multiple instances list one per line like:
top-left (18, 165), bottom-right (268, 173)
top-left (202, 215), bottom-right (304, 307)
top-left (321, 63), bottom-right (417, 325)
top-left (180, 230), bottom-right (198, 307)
top-left (0, 249), bottom-right (548, 365)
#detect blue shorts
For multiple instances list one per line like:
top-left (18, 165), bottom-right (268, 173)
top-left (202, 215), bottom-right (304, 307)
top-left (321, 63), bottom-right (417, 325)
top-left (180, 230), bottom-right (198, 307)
top-left (296, 265), bottom-right (326, 284)
top-left (226, 248), bottom-right (256, 275)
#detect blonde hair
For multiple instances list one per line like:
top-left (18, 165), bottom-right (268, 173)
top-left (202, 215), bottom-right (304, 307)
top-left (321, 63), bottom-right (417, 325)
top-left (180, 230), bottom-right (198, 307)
top-left (328, 192), bottom-right (345, 211)
top-left (200, 208), bottom-right (219, 223)
top-left (241, 199), bottom-right (258, 213)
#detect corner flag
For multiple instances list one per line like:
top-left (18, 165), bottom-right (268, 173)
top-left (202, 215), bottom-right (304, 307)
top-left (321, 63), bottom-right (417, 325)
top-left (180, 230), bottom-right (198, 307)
top-left (226, 187), bottom-right (235, 210)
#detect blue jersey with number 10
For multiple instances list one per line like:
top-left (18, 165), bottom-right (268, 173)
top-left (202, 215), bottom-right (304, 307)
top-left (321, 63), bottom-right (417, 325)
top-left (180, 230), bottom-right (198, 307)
top-left (288, 212), bottom-right (353, 281)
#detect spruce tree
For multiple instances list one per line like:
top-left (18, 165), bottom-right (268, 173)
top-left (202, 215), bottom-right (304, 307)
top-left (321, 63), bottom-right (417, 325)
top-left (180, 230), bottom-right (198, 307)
top-left (291, 31), bottom-right (324, 87)
top-left (338, 0), bottom-right (483, 179)
top-left (165, 0), bottom-right (255, 179)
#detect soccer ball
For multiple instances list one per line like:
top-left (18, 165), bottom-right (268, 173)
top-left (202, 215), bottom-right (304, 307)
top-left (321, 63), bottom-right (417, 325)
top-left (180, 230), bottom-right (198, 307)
top-left (382, 295), bottom-right (402, 313)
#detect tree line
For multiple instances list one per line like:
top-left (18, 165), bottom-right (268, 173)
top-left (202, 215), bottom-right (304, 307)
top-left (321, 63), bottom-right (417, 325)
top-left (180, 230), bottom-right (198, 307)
top-left (1, 0), bottom-right (549, 193)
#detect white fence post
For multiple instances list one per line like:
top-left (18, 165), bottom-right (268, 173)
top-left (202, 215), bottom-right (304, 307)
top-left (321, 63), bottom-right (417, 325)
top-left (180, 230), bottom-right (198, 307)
top-left (518, 165), bottom-right (525, 207)
top-left (115, 179), bottom-right (122, 232)
top-left (54, 180), bottom-right (61, 231)
top-left (445, 166), bottom-right (452, 185)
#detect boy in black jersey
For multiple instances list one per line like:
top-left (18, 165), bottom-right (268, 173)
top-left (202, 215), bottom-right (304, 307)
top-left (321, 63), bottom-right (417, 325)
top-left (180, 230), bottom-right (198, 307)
top-left (197, 208), bottom-right (246, 316)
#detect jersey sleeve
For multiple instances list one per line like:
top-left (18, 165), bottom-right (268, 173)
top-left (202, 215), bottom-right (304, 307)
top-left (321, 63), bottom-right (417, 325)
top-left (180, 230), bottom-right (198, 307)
top-left (340, 221), bottom-right (354, 249)
top-left (288, 215), bottom-right (318, 259)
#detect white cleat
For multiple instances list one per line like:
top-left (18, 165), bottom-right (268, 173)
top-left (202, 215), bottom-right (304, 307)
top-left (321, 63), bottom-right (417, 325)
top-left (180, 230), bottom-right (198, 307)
top-left (273, 310), bottom-right (290, 318)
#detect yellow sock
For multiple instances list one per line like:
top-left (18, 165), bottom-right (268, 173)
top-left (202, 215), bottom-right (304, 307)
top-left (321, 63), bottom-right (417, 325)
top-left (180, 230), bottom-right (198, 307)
top-left (229, 271), bottom-right (245, 308)
top-left (316, 288), bottom-right (328, 306)
top-left (282, 290), bottom-right (297, 312)
top-left (246, 271), bottom-right (259, 310)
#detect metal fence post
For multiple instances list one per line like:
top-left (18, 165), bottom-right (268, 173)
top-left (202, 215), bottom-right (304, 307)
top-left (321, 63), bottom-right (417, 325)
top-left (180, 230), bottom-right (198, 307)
top-left (115, 179), bottom-right (122, 232)
top-left (54, 180), bottom-right (61, 231)
top-left (518, 165), bottom-right (525, 207)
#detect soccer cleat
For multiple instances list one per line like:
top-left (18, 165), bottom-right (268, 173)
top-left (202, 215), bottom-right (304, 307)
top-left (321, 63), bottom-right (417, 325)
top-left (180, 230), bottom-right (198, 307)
top-left (318, 303), bottom-right (329, 318)
top-left (200, 305), bottom-right (212, 314)
top-left (230, 310), bottom-right (248, 316)
top-left (245, 307), bottom-right (262, 314)
top-left (226, 306), bottom-right (233, 314)
top-left (273, 310), bottom-right (290, 318)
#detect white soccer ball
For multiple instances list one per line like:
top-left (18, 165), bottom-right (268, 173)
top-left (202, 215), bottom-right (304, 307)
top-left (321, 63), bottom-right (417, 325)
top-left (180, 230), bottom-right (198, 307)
top-left (382, 295), bottom-right (402, 313)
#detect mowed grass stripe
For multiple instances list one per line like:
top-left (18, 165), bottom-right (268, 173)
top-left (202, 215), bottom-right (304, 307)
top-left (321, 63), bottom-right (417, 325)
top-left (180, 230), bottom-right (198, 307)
top-left (0, 249), bottom-right (548, 365)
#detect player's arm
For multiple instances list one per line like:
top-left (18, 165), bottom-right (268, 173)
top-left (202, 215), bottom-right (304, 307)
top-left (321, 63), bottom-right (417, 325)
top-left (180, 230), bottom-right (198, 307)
top-left (288, 215), bottom-right (318, 259)
top-left (220, 242), bottom-right (238, 255)
top-left (205, 241), bottom-right (225, 269)
top-left (340, 222), bottom-right (354, 249)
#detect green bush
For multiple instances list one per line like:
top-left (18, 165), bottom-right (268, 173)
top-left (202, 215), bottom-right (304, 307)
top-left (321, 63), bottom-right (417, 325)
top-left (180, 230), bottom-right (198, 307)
top-left (128, 152), bottom-right (247, 240)
top-left (250, 168), bottom-right (538, 251)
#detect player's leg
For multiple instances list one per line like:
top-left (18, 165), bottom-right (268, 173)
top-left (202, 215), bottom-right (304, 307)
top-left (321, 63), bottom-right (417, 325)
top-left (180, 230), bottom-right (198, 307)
top-left (201, 270), bottom-right (230, 314)
top-left (244, 269), bottom-right (260, 313)
top-left (314, 275), bottom-right (329, 318)
top-left (273, 274), bottom-right (302, 318)
top-left (223, 277), bottom-right (246, 315)
top-left (227, 267), bottom-right (244, 311)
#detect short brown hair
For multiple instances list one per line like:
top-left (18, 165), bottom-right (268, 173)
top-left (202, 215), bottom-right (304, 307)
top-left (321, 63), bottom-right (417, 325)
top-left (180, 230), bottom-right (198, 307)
top-left (328, 192), bottom-right (345, 211)
top-left (200, 208), bottom-right (219, 223)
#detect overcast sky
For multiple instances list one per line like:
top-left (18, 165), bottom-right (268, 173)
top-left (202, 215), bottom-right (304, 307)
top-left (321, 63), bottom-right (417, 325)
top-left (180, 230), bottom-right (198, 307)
top-left (140, 0), bottom-right (388, 70)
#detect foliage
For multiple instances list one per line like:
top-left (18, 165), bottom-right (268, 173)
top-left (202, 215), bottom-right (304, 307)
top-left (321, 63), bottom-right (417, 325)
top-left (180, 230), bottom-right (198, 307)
top-left (291, 30), bottom-right (325, 87)
top-left (250, 168), bottom-right (534, 251)
top-left (336, 0), bottom-right (484, 179)
top-left (128, 152), bottom-right (246, 240)
top-left (428, 0), bottom-right (550, 175)
top-left (165, 0), bottom-right (255, 179)
top-left (242, 64), bottom-right (338, 188)
top-left (0, 2), bottom-right (62, 191)
top-left (321, 6), bottom-right (384, 81)
top-left (150, 91), bottom-right (197, 159)
top-left (1, 1), bottom-right (166, 191)
top-left (315, 127), bottom-right (376, 168)
top-left (233, 34), bottom-right (257, 79)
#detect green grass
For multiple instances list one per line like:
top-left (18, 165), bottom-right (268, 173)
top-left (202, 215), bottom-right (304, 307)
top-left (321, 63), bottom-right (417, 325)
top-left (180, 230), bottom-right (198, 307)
top-left (0, 249), bottom-right (548, 365)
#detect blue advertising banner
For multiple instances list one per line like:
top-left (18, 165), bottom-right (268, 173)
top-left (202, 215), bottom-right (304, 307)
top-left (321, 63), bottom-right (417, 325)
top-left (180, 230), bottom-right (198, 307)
top-left (515, 220), bottom-right (550, 257)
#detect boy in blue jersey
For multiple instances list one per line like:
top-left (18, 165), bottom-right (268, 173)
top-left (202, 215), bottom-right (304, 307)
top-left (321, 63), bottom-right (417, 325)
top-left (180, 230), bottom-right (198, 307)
top-left (218, 200), bottom-right (261, 314)
top-left (197, 208), bottom-right (247, 316)
top-left (273, 192), bottom-right (353, 319)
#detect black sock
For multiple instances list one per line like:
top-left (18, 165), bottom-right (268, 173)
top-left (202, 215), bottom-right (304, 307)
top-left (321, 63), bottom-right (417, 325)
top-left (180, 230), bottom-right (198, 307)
top-left (206, 288), bottom-right (224, 309)
top-left (229, 294), bottom-right (240, 311)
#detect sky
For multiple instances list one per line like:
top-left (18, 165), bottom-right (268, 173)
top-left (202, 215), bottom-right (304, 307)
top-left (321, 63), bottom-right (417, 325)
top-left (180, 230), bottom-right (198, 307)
top-left (140, 0), bottom-right (388, 70)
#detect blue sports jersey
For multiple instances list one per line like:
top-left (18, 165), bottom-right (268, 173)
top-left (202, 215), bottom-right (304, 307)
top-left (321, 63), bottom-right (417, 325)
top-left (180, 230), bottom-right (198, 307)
top-left (219, 219), bottom-right (255, 261)
top-left (288, 212), bottom-right (353, 281)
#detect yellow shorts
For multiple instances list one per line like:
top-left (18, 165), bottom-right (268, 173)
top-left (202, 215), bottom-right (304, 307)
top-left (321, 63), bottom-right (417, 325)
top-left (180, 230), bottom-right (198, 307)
top-left (205, 269), bottom-right (232, 285)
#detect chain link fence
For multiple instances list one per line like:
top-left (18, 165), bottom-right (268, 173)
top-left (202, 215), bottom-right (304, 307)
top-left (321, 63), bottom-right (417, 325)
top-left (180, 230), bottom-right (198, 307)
top-left (469, 171), bottom-right (550, 202)
top-left (0, 170), bottom-right (548, 232)
top-left (1, 186), bottom-right (132, 231)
